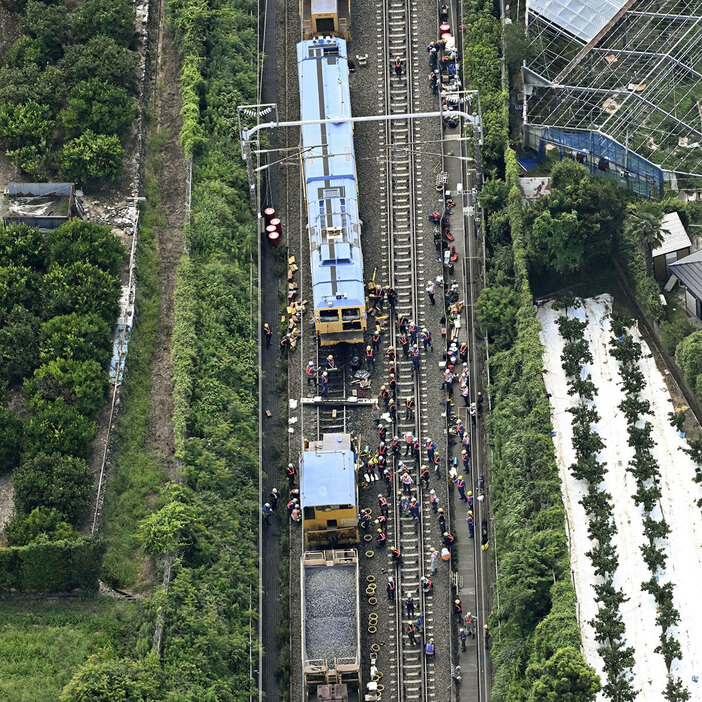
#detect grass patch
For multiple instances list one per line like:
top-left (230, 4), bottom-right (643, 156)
top-left (0, 598), bottom-right (143, 702)
top-left (100, 169), bottom-right (168, 590)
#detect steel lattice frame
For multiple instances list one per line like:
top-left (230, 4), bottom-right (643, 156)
top-left (524, 0), bottom-right (702, 184)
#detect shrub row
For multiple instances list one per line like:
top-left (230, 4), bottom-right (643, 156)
top-left (0, 0), bottom-right (138, 181)
top-left (557, 307), bottom-right (634, 700)
top-left (65, 0), bottom-right (261, 697)
top-left (614, 223), bottom-right (664, 322)
top-left (146, 0), bottom-right (260, 694)
top-left (462, 0), bottom-right (508, 169)
top-left (0, 536), bottom-right (103, 591)
top-left (610, 327), bottom-right (690, 701)
top-left (0, 219), bottom-right (123, 562)
top-left (485, 148), bottom-right (598, 699)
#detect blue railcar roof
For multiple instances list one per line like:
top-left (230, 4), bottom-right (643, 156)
top-left (297, 38), bottom-right (364, 311)
top-left (301, 448), bottom-right (356, 507)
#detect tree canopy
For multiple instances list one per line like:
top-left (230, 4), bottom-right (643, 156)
top-left (13, 451), bottom-right (93, 523)
top-left (527, 647), bottom-right (601, 702)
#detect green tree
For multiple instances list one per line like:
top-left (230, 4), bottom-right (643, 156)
top-left (675, 331), bottom-right (702, 386)
top-left (20, 0), bottom-right (70, 64)
top-left (0, 223), bottom-right (48, 269)
top-left (681, 435), bottom-right (702, 465)
top-left (0, 63), bottom-right (68, 113)
top-left (528, 647), bottom-right (601, 701)
top-left (13, 451), bottom-right (93, 523)
top-left (478, 177), bottom-right (509, 215)
top-left (40, 313), bottom-right (112, 366)
top-left (664, 678), bottom-right (691, 702)
top-left (476, 285), bottom-right (519, 350)
top-left (624, 206), bottom-right (665, 277)
top-left (528, 210), bottom-right (585, 275)
top-left (0, 100), bottom-right (53, 150)
top-left (0, 304), bottom-right (40, 384)
top-left (43, 261), bottom-right (121, 321)
top-left (72, 0), bottom-right (136, 46)
top-left (550, 159), bottom-right (589, 191)
top-left (48, 219), bottom-right (126, 277)
top-left (529, 159), bottom-right (626, 271)
top-left (24, 398), bottom-right (97, 458)
top-left (0, 265), bottom-right (41, 320)
top-left (60, 130), bottom-right (125, 182)
top-left (553, 292), bottom-right (582, 316)
top-left (504, 21), bottom-right (534, 76)
top-left (0, 406), bottom-right (22, 472)
top-left (59, 80), bottom-right (136, 139)
top-left (5, 36), bottom-right (46, 69)
top-left (26, 358), bottom-right (108, 418)
top-left (59, 37), bottom-right (138, 91)
top-left (60, 657), bottom-right (162, 702)
top-left (661, 316), bottom-right (694, 355)
top-left (655, 633), bottom-right (683, 671)
top-left (4, 506), bottom-right (78, 545)
top-left (138, 500), bottom-right (198, 557)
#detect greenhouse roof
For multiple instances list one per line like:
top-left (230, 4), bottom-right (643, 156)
top-left (526, 0), bottom-right (628, 42)
top-left (524, 0), bottom-right (702, 181)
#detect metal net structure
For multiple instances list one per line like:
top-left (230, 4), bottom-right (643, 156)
top-left (523, 0), bottom-right (702, 195)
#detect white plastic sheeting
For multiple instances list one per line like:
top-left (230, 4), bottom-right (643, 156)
top-left (538, 295), bottom-right (702, 700)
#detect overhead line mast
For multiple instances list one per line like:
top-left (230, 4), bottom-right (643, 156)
top-left (237, 106), bottom-right (482, 213)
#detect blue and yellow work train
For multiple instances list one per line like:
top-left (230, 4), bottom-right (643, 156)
top-left (297, 36), bottom-right (367, 346)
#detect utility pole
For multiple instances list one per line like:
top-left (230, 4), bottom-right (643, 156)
top-left (237, 103), bottom-right (278, 214)
top-left (237, 102), bottom-right (482, 214)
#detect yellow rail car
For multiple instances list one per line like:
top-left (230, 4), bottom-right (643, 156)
top-left (301, 0), bottom-right (351, 40)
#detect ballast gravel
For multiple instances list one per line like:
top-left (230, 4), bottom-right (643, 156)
top-left (304, 564), bottom-right (357, 661)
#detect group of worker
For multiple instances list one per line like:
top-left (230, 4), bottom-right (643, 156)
top-left (262, 482), bottom-right (303, 525)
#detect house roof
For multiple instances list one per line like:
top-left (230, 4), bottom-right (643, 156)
top-left (301, 446), bottom-right (356, 507)
top-left (669, 249), bottom-right (702, 300)
top-left (652, 212), bottom-right (691, 258)
top-left (519, 176), bottom-right (552, 201)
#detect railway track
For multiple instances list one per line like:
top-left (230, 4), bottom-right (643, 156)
top-left (376, 0), bottom-right (439, 699)
top-left (313, 345), bottom-right (349, 438)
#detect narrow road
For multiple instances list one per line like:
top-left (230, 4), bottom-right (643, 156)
top-left (259, 0), bottom-right (284, 698)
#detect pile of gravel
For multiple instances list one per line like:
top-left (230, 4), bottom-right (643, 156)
top-left (304, 564), bottom-right (357, 661)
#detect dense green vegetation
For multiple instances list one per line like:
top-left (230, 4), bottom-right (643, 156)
top-left (63, 0), bottom-right (260, 697)
top-left (100, 172), bottom-right (168, 590)
top-left (0, 599), bottom-right (147, 702)
top-left (0, 537), bottom-right (104, 591)
top-left (0, 219), bottom-right (124, 590)
top-left (0, 220), bottom-right (124, 551)
top-left (462, 0), bottom-right (508, 169)
top-left (522, 160), bottom-right (627, 290)
top-left (0, 0), bottom-right (138, 181)
top-left (480, 149), bottom-right (598, 700)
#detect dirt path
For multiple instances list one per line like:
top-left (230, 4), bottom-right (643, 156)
top-left (144, 0), bottom-right (186, 478)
